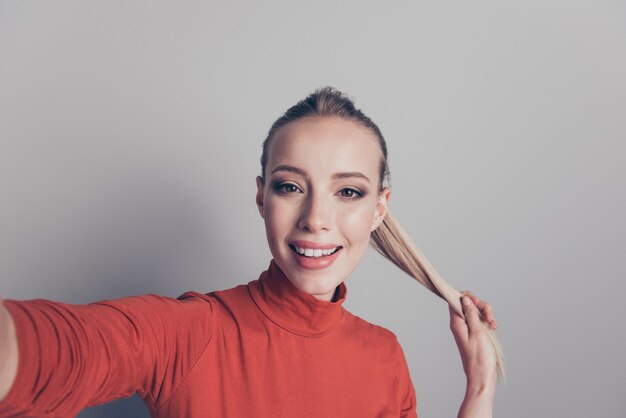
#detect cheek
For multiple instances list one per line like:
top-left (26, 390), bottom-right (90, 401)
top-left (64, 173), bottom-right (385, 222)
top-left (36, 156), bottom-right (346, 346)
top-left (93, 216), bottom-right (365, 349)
top-left (337, 202), bottom-right (376, 245)
top-left (263, 198), bottom-right (295, 239)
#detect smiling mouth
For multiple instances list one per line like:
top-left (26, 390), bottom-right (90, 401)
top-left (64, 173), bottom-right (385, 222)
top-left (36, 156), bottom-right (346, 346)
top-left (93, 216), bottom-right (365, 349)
top-left (289, 244), bottom-right (342, 258)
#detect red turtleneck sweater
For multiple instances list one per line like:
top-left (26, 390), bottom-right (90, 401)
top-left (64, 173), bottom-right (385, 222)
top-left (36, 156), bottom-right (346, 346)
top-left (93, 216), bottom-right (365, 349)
top-left (1, 260), bottom-right (417, 417)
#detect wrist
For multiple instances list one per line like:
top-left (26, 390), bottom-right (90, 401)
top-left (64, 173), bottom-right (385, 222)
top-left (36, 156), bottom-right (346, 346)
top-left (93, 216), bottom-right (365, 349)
top-left (465, 379), bottom-right (496, 401)
top-left (457, 381), bottom-right (495, 418)
top-left (458, 394), bottom-right (493, 418)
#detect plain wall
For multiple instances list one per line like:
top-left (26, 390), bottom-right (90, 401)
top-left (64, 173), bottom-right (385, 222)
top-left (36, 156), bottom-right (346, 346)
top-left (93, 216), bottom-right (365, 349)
top-left (1, 1), bottom-right (624, 417)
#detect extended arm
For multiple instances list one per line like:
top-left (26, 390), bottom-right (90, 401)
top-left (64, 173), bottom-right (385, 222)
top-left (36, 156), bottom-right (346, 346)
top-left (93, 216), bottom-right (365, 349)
top-left (0, 298), bottom-right (18, 402)
top-left (0, 292), bottom-right (213, 416)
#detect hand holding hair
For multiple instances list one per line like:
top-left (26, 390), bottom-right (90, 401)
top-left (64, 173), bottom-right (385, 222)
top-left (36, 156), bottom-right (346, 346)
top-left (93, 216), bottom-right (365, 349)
top-left (370, 210), bottom-right (505, 379)
top-left (450, 295), bottom-right (497, 418)
top-left (460, 291), bottom-right (497, 329)
top-left (450, 293), bottom-right (498, 390)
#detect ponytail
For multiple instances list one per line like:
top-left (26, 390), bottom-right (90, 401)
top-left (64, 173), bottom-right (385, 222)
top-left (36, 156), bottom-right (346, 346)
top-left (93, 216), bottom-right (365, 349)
top-left (370, 211), bottom-right (506, 379)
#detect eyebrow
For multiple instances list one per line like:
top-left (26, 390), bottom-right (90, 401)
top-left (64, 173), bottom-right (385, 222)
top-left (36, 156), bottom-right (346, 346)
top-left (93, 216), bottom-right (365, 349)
top-left (270, 164), bottom-right (371, 183)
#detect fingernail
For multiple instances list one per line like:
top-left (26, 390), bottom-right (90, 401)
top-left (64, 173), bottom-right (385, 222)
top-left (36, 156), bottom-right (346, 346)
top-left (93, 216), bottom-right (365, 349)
top-left (462, 296), bottom-right (471, 306)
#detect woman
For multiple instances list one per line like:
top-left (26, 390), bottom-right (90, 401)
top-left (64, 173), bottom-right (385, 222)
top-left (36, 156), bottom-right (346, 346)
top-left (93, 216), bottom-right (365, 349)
top-left (0, 87), bottom-right (499, 417)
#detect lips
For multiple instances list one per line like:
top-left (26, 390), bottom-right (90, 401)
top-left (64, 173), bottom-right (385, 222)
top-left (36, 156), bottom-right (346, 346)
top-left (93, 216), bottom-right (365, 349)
top-left (290, 240), bottom-right (339, 250)
top-left (289, 240), bottom-right (342, 257)
top-left (288, 240), bottom-right (343, 270)
top-left (289, 244), bottom-right (341, 258)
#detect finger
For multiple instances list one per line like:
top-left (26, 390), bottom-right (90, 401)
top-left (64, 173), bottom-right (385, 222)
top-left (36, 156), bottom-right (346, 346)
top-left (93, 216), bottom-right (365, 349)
top-left (461, 295), bottom-right (483, 338)
top-left (462, 290), bottom-right (497, 329)
top-left (461, 290), bottom-right (487, 311)
top-left (481, 304), bottom-right (498, 329)
top-left (449, 303), bottom-right (469, 345)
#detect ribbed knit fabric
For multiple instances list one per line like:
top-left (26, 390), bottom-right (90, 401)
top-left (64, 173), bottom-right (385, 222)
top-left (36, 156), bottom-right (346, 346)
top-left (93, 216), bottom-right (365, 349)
top-left (1, 260), bottom-right (417, 417)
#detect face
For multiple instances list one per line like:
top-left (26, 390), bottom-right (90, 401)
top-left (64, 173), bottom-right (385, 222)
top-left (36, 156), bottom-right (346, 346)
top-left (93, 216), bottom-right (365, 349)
top-left (256, 117), bottom-right (390, 301)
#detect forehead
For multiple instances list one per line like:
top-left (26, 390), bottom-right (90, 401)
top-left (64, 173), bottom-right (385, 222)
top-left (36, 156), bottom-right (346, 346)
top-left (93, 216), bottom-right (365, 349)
top-left (267, 117), bottom-right (382, 177)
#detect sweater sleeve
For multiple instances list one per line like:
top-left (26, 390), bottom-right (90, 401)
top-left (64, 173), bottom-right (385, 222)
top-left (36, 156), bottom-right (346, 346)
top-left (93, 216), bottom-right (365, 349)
top-left (0, 291), bottom-right (213, 417)
top-left (395, 338), bottom-right (418, 418)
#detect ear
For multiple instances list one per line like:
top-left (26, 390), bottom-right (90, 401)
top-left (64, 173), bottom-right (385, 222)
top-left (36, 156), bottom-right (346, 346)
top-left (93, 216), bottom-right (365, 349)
top-left (255, 176), bottom-right (265, 218)
top-left (371, 187), bottom-right (391, 231)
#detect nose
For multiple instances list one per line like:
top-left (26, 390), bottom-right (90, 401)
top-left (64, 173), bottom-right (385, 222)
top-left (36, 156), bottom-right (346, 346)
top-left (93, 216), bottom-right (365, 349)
top-left (297, 190), bottom-right (333, 232)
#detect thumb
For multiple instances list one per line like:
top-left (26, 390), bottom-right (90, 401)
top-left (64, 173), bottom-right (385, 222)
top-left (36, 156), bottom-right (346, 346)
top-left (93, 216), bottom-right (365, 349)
top-left (461, 295), bottom-right (482, 336)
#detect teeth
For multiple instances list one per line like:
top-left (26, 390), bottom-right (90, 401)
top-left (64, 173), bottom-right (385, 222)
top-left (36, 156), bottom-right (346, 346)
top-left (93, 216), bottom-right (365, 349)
top-left (293, 245), bottom-right (339, 258)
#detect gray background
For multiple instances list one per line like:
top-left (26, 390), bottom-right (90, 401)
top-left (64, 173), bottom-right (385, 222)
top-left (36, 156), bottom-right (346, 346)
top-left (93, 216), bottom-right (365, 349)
top-left (1, 1), bottom-right (624, 417)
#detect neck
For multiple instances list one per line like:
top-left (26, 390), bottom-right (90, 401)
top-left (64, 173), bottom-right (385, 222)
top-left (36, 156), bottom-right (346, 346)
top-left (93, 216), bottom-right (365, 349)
top-left (247, 260), bottom-right (348, 337)
top-left (311, 286), bottom-right (339, 302)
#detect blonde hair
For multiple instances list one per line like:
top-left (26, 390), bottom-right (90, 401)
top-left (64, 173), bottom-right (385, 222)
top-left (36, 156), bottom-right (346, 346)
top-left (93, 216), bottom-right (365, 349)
top-left (263, 86), bottom-right (505, 378)
top-left (371, 213), bottom-right (506, 378)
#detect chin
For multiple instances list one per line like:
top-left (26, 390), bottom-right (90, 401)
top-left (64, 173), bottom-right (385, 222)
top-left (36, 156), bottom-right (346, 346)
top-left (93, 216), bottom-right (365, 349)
top-left (278, 258), bottom-right (345, 296)
top-left (296, 274), bottom-right (341, 296)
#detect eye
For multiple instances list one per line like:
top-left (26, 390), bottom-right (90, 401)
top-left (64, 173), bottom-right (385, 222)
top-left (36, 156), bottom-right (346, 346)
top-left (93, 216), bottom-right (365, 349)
top-left (274, 182), bottom-right (302, 194)
top-left (338, 188), bottom-right (364, 199)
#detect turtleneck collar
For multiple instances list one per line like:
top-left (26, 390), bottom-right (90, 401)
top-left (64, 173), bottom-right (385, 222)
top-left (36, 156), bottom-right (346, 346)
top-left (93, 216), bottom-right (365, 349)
top-left (247, 259), bottom-right (347, 337)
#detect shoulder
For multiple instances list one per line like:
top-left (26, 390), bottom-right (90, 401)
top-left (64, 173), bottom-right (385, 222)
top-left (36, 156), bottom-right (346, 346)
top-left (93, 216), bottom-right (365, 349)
top-left (175, 283), bottom-right (255, 324)
top-left (183, 282), bottom-right (252, 310)
top-left (87, 292), bottom-right (215, 321)
top-left (342, 309), bottom-right (399, 340)
top-left (336, 309), bottom-right (415, 404)
top-left (339, 309), bottom-right (405, 358)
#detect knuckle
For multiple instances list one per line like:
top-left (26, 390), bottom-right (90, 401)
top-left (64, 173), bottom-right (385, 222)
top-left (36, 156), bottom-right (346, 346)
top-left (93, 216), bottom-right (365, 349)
top-left (468, 326), bottom-right (486, 339)
top-left (449, 319), bottom-right (464, 332)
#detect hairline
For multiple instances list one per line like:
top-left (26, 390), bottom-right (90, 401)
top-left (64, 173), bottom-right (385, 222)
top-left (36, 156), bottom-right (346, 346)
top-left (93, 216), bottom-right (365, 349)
top-left (262, 115), bottom-right (387, 189)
